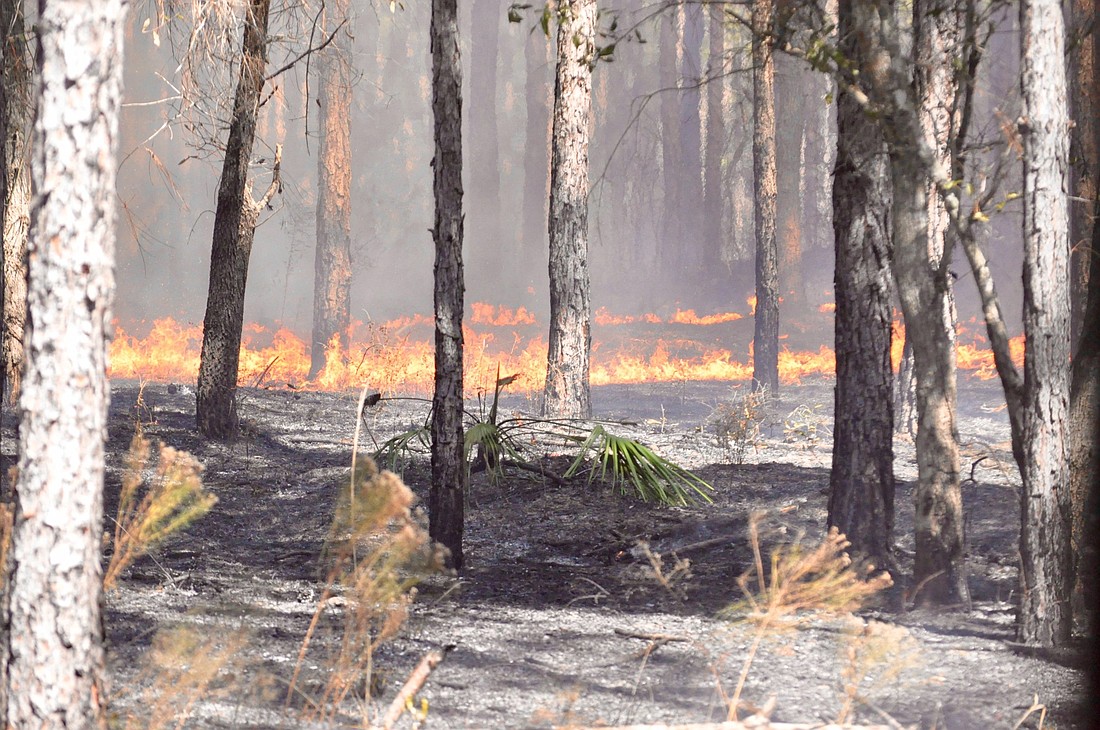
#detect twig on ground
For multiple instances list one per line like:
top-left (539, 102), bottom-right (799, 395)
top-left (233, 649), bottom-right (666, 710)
top-left (379, 647), bottom-right (451, 730)
top-left (613, 628), bottom-right (691, 643)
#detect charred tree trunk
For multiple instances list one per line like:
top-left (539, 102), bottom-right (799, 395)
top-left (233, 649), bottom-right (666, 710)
top-left (2, 0), bottom-right (124, 724)
top-left (430, 0), bottom-right (466, 569)
top-left (1017, 0), bottom-right (1073, 646)
top-left (828, 0), bottom-right (895, 574)
top-left (751, 0), bottom-right (779, 395)
top-left (1069, 0), bottom-right (1097, 352)
top-left (309, 0), bottom-right (353, 380)
top-left (1070, 0), bottom-right (1100, 623)
top-left (0, 0), bottom-right (31, 405)
top-left (196, 0), bottom-right (280, 440)
top-left (521, 28), bottom-right (551, 267)
top-left (543, 0), bottom-right (595, 419)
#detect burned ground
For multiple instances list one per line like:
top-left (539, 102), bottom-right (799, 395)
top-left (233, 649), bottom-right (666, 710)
top-left (0, 378), bottom-right (1086, 728)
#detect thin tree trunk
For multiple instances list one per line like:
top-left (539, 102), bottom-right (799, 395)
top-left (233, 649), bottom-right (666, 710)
top-left (0, 0), bottom-right (31, 405)
top-left (1017, 0), bottom-right (1073, 646)
top-left (543, 0), bottom-right (595, 419)
top-left (310, 0), bottom-right (353, 380)
top-left (430, 0), bottom-right (466, 569)
top-left (2, 0), bottom-right (125, 724)
top-left (828, 0), bottom-right (895, 574)
top-left (1069, 0), bottom-right (1100, 624)
top-left (752, 0), bottom-right (779, 395)
top-left (196, 0), bottom-right (279, 440)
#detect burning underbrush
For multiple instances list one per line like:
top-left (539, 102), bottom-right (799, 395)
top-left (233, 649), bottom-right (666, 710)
top-left (108, 303), bottom-right (1022, 395)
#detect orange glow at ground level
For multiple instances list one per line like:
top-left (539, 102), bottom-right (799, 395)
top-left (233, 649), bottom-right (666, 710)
top-left (108, 309), bottom-right (1025, 396)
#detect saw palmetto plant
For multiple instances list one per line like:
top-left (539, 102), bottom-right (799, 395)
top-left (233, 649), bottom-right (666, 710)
top-left (373, 370), bottom-right (714, 507)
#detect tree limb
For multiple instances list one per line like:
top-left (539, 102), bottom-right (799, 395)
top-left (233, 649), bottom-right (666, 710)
top-left (265, 17), bottom-right (348, 82)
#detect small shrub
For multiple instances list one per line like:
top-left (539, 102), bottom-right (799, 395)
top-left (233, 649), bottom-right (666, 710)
top-left (711, 387), bottom-right (769, 463)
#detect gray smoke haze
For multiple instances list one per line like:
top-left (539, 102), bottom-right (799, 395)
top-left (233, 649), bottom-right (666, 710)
top-left (114, 1), bottom-right (1026, 344)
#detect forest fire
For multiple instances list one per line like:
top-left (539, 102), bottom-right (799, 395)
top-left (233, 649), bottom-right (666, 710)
top-left (107, 304), bottom-right (1025, 396)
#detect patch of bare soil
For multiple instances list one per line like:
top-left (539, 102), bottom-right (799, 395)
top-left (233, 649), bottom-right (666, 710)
top-left (0, 378), bottom-right (1086, 728)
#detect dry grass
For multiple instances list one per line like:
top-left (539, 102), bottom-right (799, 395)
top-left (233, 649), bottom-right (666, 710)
top-left (720, 516), bottom-right (893, 721)
top-left (835, 618), bottom-right (920, 724)
top-left (104, 428), bottom-right (216, 591)
top-left (119, 624), bottom-right (251, 730)
top-left (288, 457), bottom-right (442, 726)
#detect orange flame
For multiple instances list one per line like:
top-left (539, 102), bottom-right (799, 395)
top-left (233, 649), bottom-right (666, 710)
top-left (108, 304), bottom-right (1023, 394)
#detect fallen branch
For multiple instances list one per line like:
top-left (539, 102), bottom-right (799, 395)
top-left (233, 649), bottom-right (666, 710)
top-left (379, 647), bottom-right (451, 729)
top-left (613, 628), bottom-right (691, 643)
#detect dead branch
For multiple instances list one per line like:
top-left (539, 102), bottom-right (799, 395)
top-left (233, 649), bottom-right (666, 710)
top-left (613, 628), bottom-right (691, 643)
top-left (378, 647), bottom-right (450, 730)
top-left (265, 17), bottom-right (348, 81)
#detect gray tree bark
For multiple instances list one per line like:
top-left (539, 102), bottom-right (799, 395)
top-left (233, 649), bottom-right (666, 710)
top-left (828, 0), bottom-right (896, 574)
top-left (752, 0), bottom-right (779, 395)
top-left (309, 0), bottom-right (353, 380)
top-left (196, 0), bottom-right (280, 440)
top-left (430, 0), bottom-right (467, 568)
top-left (543, 0), bottom-right (595, 419)
top-left (2, 0), bottom-right (125, 724)
top-left (0, 0), bottom-right (31, 405)
top-left (1017, 0), bottom-right (1074, 645)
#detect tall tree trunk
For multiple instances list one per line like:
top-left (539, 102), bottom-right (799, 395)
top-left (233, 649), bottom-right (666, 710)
top-left (543, 0), bottom-right (595, 419)
top-left (752, 0), bottom-right (779, 395)
top-left (309, 0), bottom-right (353, 380)
top-left (1070, 0), bottom-right (1100, 625)
top-left (1017, 0), bottom-right (1073, 646)
top-left (522, 28), bottom-right (551, 269)
top-left (2, 0), bottom-right (124, 724)
top-left (1069, 0), bottom-right (1097, 351)
top-left (828, 0), bottom-right (895, 574)
top-left (702, 4), bottom-right (726, 284)
top-left (195, 0), bottom-right (279, 440)
top-left (430, 0), bottom-right (466, 569)
top-left (0, 0), bottom-right (31, 405)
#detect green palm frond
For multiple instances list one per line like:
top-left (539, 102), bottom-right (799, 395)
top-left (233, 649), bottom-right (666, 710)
top-left (565, 425), bottom-right (713, 506)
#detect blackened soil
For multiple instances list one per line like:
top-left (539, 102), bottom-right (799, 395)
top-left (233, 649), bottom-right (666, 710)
top-left (0, 378), bottom-right (1086, 729)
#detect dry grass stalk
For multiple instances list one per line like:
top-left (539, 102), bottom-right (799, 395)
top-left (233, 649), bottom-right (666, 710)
top-left (104, 428), bottom-right (216, 591)
top-left (120, 624), bottom-right (249, 730)
top-left (288, 457), bottom-right (442, 725)
top-left (835, 618), bottom-right (919, 724)
top-left (720, 517), bottom-right (893, 721)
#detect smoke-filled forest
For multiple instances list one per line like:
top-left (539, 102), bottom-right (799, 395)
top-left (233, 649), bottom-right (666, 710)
top-left (1, 0), bottom-right (1098, 727)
